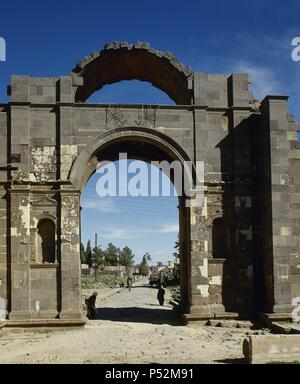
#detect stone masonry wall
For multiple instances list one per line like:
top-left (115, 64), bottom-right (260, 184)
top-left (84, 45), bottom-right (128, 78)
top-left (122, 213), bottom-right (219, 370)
top-left (0, 43), bottom-right (298, 323)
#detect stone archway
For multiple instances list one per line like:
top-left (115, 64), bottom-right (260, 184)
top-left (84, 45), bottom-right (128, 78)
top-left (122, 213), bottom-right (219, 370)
top-left (1, 41), bottom-right (298, 326)
top-left (69, 127), bottom-right (195, 190)
top-left (69, 127), bottom-right (194, 315)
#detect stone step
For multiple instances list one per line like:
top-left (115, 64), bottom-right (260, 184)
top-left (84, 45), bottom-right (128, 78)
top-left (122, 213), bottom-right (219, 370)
top-left (208, 319), bottom-right (254, 329)
top-left (272, 322), bottom-right (300, 334)
top-left (3, 319), bottom-right (86, 328)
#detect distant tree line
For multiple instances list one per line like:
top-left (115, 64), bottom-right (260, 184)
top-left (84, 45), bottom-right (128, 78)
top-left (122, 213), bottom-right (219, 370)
top-left (81, 240), bottom-right (154, 274)
top-left (81, 241), bottom-right (136, 268)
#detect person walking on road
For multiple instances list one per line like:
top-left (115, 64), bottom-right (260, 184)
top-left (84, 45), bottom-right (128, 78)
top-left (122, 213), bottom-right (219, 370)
top-left (85, 292), bottom-right (98, 319)
top-left (157, 285), bottom-right (165, 306)
top-left (127, 276), bottom-right (133, 292)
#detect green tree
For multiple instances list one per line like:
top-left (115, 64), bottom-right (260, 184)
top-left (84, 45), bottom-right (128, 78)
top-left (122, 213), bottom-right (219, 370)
top-left (139, 253), bottom-right (151, 276)
top-left (104, 243), bottom-right (120, 266)
top-left (144, 252), bottom-right (151, 263)
top-left (85, 240), bottom-right (93, 267)
top-left (173, 234), bottom-right (180, 259)
top-left (80, 243), bottom-right (86, 264)
top-left (119, 246), bottom-right (135, 267)
top-left (93, 246), bottom-right (105, 267)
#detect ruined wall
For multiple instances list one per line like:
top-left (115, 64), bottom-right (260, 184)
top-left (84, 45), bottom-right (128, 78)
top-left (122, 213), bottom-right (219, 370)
top-left (288, 116), bottom-right (300, 304)
top-left (0, 43), bottom-right (298, 323)
top-left (258, 96), bottom-right (300, 316)
top-left (190, 73), bottom-right (258, 316)
top-left (2, 74), bottom-right (283, 320)
top-left (0, 105), bottom-right (8, 317)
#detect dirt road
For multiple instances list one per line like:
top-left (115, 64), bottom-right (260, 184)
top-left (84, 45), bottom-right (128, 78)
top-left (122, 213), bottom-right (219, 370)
top-left (0, 281), bottom-right (257, 364)
top-left (92, 280), bottom-right (178, 325)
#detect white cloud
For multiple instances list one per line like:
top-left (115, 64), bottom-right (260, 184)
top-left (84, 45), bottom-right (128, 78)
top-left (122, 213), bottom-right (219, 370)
top-left (101, 228), bottom-right (131, 239)
top-left (160, 224), bottom-right (179, 233)
top-left (81, 199), bottom-right (119, 213)
top-left (99, 226), bottom-right (149, 240)
top-left (234, 62), bottom-right (281, 100)
top-left (95, 223), bottom-right (179, 240)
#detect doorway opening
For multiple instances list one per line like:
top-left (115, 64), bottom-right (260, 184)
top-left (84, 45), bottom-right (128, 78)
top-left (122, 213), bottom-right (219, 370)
top-left (80, 158), bottom-right (186, 325)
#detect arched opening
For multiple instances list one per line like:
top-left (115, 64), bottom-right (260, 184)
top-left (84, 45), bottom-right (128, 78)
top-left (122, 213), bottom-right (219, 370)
top-left (86, 80), bottom-right (176, 105)
top-left (212, 218), bottom-right (228, 259)
top-left (81, 161), bottom-right (181, 324)
top-left (37, 219), bottom-right (56, 264)
top-left (72, 42), bottom-right (193, 105)
top-left (73, 130), bottom-right (193, 324)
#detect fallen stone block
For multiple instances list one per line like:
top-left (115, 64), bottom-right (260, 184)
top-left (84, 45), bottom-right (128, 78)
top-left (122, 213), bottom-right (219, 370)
top-left (288, 324), bottom-right (300, 334)
top-left (183, 313), bottom-right (214, 326)
top-left (271, 322), bottom-right (293, 334)
top-left (236, 321), bottom-right (254, 329)
top-left (243, 335), bottom-right (300, 364)
top-left (272, 322), bottom-right (300, 335)
top-left (207, 320), bottom-right (222, 327)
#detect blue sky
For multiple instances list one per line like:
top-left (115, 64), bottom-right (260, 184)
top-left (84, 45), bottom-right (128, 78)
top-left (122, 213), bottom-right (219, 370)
top-left (1, 1), bottom-right (300, 111)
top-left (1, 0), bottom-right (300, 263)
top-left (81, 162), bottom-right (179, 265)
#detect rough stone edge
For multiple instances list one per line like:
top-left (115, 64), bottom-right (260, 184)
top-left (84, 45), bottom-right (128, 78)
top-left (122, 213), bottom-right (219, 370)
top-left (2, 319), bottom-right (86, 328)
top-left (71, 41), bottom-right (193, 78)
top-left (243, 335), bottom-right (300, 364)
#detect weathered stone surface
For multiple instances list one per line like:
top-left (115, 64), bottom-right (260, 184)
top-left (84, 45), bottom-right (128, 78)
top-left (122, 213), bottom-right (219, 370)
top-left (272, 322), bottom-right (300, 334)
top-left (244, 335), bottom-right (300, 364)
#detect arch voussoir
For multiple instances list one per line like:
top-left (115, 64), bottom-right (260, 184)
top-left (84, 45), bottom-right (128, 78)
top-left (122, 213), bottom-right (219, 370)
top-left (71, 41), bottom-right (193, 105)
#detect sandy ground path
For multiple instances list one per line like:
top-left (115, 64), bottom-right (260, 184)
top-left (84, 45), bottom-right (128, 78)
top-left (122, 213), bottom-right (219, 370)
top-left (0, 280), bottom-right (250, 364)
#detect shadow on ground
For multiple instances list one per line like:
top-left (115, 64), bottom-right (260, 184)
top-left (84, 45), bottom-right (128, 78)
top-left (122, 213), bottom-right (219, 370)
top-left (124, 285), bottom-right (161, 289)
top-left (92, 307), bottom-right (183, 326)
top-left (215, 358), bottom-right (247, 364)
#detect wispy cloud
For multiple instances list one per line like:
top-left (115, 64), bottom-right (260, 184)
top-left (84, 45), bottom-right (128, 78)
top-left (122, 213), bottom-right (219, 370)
top-left (96, 223), bottom-right (179, 240)
top-left (234, 62), bottom-right (281, 100)
top-left (98, 226), bottom-right (149, 240)
top-left (101, 228), bottom-right (131, 239)
top-left (81, 199), bottom-right (119, 213)
top-left (160, 224), bottom-right (179, 234)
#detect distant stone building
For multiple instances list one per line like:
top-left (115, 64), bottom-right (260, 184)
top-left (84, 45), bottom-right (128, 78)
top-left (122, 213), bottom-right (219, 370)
top-left (0, 41), bottom-right (299, 325)
top-left (103, 266), bottom-right (126, 277)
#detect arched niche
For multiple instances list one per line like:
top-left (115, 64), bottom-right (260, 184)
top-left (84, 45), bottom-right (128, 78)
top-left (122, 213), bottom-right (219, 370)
top-left (36, 219), bottom-right (56, 264)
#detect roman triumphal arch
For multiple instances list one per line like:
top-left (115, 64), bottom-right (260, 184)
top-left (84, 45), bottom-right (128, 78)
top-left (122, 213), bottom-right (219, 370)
top-left (0, 41), bottom-right (300, 326)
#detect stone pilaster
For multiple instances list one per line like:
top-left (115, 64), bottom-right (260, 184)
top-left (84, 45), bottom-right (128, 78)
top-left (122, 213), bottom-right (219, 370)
top-left (59, 190), bottom-right (83, 320)
top-left (8, 189), bottom-right (31, 320)
top-left (189, 197), bottom-right (213, 316)
top-left (261, 96), bottom-right (293, 315)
